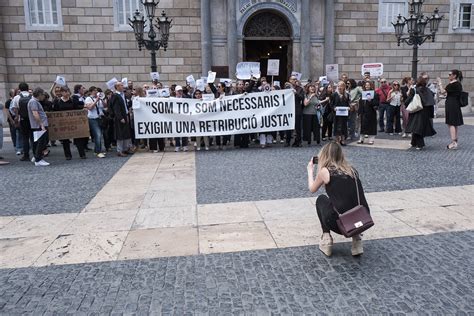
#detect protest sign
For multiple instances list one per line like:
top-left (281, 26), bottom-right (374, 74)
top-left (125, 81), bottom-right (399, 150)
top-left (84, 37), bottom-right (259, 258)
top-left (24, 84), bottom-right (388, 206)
top-left (196, 79), bottom-right (205, 91)
top-left (159, 88), bottom-right (170, 97)
top-left (325, 64), bottom-right (339, 82)
top-left (335, 107), bottom-right (349, 116)
top-left (186, 75), bottom-right (196, 87)
top-left (106, 77), bottom-right (119, 90)
top-left (46, 110), bottom-right (90, 141)
top-left (220, 78), bottom-right (232, 87)
top-left (236, 62), bottom-right (260, 80)
top-left (362, 90), bottom-right (375, 100)
top-left (267, 59), bottom-right (280, 76)
top-left (150, 72), bottom-right (160, 81)
top-left (146, 89), bottom-right (160, 97)
top-left (291, 71), bottom-right (302, 80)
top-left (202, 94), bottom-right (215, 101)
top-left (55, 76), bottom-right (66, 86)
top-left (133, 89), bottom-right (295, 138)
top-left (121, 77), bottom-right (128, 87)
top-left (361, 63), bottom-right (383, 77)
top-left (274, 81), bottom-right (281, 88)
top-left (207, 71), bottom-right (217, 84)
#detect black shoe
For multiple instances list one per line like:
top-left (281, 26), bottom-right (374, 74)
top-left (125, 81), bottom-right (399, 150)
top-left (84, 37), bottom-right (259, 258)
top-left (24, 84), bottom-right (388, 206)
top-left (284, 143), bottom-right (290, 147)
top-left (80, 156), bottom-right (87, 159)
top-left (85, 147), bottom-right (92, 151)
top-left (66, 156), bottom-right (72, 160)
top-left (291, 142), bottom-right (301, 147)
top-left (20, 156), bottom-right (30, 161)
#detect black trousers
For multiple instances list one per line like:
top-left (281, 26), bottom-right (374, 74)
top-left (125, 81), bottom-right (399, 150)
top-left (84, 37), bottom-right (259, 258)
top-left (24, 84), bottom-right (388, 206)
top-left (31, 128), bottom-right (49, 161)
top-left (386, 106), bottom-right (402, 133)
top-left (286, 113), bottom-right (302, 145)
top-left (61, 138), bottom-right (86, 158)
top-left (302, 114), bottom-right (321, 144)
top-left (321, 118), bottom-right (333, 139)
top-left (216, 135), bottom-right (231, 146)
top-left (20, 119), bottom-right (33, 158)
top-left (411, 133), bottom-right (425, 148)
top-left (316, 195), bottom-right (341, 234)
top-left (149, 138), bottom-right (165, 151)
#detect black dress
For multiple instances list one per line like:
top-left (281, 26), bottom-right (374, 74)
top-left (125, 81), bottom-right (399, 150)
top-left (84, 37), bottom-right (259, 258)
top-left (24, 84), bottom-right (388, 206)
top-left (316, 168), bottom-right (370, 234)
top-left (358, 92), bottom-right (379, 136)
top-left (332, 92), bottom-right (350, 137)
top-left (405, 87), bottom-right (436, 148)
top-left (445, 81), bottom-right (464, 126)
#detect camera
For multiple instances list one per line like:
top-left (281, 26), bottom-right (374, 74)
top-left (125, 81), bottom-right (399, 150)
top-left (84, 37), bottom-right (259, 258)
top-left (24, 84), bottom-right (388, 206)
top-left (312, 156), bottom-right (318, 164)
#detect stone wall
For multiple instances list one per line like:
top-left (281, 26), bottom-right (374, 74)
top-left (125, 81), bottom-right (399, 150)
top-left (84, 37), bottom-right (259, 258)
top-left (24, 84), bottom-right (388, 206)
top-left (0, 0), bottom-right (201, 96)
top-left (0, 13), bottom-right (7, 101)
top-left (334, 0), bottom-right (474, 95)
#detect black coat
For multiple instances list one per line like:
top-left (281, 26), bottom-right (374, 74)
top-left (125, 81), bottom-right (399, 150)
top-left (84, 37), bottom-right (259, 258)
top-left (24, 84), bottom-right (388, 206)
top-left (110, 92), bottom-right (131, 140)
top-left (445, 81), bottom-right (464, 126)
top-left (405, 87), bottom-right (436, 137)
top-left (358, 92), bottom-right (379, 136)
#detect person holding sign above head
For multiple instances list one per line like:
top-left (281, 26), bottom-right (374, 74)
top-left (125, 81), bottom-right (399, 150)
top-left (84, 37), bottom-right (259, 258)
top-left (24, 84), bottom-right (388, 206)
top-left (332, 81), bottom-right (350, 146)
top-left (110, 82), bottom-right (133, 157)
top-left (357, 81), bottom-right (379, 145)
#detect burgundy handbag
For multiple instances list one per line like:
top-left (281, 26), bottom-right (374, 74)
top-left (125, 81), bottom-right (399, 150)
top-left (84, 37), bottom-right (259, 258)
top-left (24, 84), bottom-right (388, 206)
top-left (333, 176), bottom-right (374, 237)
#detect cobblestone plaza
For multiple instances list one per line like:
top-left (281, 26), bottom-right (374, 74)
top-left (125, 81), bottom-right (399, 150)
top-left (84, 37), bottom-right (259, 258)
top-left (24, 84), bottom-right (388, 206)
top-left (1, 118), bottom-right (473, 314)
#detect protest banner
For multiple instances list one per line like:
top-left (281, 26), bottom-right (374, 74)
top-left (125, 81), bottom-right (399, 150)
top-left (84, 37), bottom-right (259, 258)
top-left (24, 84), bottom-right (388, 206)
top-left (133, 89), bottom-right (295, 138)
top-left (361, 63), bottom-right (383, 77)
top-left (267, 59), bottom-right (280, 76)
top-left (46, 110), bottom-right (90, 141)
top-left (325, 64), bottom-right (339, 82)
top-left (236, 62), bottom-right (260, 80)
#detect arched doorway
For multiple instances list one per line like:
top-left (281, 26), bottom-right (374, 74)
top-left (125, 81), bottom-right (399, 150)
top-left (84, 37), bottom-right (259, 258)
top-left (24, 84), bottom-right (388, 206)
top-left (243, 10), bottom-right (292, 84)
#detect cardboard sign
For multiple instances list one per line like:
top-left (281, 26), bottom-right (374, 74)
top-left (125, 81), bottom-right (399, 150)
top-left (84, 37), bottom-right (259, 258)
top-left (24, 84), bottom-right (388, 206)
top-left (150, 72), bottom-right (160, 81)
top-left (267, 59), bottom-right (280, 76)
top-left (46, 110), bottom-right (90, 141)
top-left (236, 62), bottom-right (260, 80)
top-left (55, 76), bottom-right (66, 86)
top-left (362, 90), bottom-right (375, 100)
top-left (325, 64), bottom-right (339, 82)
top-left (291, 71), bottom-right (302, 80)
top-left (361, 63), bottom-right (383, 77)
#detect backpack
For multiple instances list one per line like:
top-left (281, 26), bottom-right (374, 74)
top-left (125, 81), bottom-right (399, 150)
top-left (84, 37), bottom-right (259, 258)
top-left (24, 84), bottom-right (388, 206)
top-left (18, 94), bottom-right (32, 119)
top-left (460, 91), bottom-right (469, 107)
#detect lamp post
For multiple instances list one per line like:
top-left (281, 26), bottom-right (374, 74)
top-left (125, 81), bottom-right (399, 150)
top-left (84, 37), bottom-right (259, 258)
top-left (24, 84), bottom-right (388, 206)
top-left (392, 0), bottom-right (443, 79)
top-left (129, 0), bottom-right (172, 73)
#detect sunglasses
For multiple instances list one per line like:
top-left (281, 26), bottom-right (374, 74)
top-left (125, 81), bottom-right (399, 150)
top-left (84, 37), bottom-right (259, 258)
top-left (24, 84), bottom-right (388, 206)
top-left (448, 73), bottom-right (453, 76)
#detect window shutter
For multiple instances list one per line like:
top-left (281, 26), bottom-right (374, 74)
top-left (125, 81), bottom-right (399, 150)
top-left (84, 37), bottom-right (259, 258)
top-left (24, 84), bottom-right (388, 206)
top-left (470, 4), bottom-right (474, 30)
top-left (452, 2), bottom-right (459, 30)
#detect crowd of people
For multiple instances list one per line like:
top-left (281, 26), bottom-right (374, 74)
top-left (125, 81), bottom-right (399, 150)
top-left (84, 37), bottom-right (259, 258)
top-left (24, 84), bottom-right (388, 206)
top-left (0, 69), bottom-right (467, 166)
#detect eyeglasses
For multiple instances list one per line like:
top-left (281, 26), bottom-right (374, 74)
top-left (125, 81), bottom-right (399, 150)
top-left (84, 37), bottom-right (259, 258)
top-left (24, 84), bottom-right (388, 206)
top-left (380, 81), bottom-right (387, 83)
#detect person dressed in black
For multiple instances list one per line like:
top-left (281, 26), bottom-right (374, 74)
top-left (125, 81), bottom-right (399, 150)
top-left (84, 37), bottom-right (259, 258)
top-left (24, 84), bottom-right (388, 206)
top-left (357, 81), bottom-right (379, 145)
top-left (110, 82), bottom-right (133, 156)
top-left (53, 87), bottom-right (87, 159)
top-left (286, 75), bottom-right (305, 147)
top-left (405, 77), bottom-right (436, 150)
top-left (332, 81), bottom-right (350, 146)
top-left (437, 69), bottom-right (464, 150)
top-left (307, 142), bottom-right (370, 257)
top-left (319, 84), bottom-right (335, 141)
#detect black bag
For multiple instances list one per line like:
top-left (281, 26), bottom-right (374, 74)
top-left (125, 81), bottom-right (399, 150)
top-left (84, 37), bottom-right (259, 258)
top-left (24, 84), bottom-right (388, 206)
top-left (460, 91), bottom-right (469, 107)
top-left (18, 94), bottom-right (32, 119)
top-left (333, 175), bottom-right (374, 237)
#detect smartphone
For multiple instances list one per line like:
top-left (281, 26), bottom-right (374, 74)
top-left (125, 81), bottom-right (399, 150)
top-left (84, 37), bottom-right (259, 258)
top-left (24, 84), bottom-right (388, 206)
top-left (312, 156), bottom-right (318, 164)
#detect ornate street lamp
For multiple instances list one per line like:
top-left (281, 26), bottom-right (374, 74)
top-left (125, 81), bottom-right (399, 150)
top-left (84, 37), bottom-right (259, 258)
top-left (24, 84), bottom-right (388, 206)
top-left (129, 0), bottom-right (172, 73)
top-left (392, 1), bottom-right (443, 79)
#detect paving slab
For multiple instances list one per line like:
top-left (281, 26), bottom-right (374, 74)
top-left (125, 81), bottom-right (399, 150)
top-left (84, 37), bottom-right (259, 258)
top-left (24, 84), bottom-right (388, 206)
top-left (0, 235), bottom-right (56, 269)
top-left (264, 218), bottom-right (321, 248)
top-left (0, 214), bottom-right (78, 238)
top-left (62, 210), bottom-right (138, 234)
top-left (197, 201), bottom-right (262, 225)
top-left (0, 216), bottom-right (16, 229)
top-left (199, 222), bottom-right (277, 254)
top-left (255, 198), bottom-right (317, 221)
top-left (119, 227), bottom-right (199, 260)
top-left (33, 231), bottom-right (128, 266)
top-left (132, 206), bottom-right (197, 229)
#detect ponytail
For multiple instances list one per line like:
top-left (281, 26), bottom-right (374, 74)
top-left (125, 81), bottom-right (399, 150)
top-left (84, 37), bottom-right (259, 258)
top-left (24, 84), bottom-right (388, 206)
top-left (451, 69), bottom-right (463, 82)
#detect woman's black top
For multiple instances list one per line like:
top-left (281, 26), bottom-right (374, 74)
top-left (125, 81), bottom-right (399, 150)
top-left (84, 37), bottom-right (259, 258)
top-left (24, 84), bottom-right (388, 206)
top-left (53, 98), bottom-right (78, 111)
top-left (325, 167), bottom-right (370, 214)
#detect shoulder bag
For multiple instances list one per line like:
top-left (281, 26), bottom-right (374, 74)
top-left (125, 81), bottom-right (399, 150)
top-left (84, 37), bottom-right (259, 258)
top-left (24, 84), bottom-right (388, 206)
top-left (460, 91), bottom-right (469, 107)
top-left (333, 175), bottom-right (374, 237)
top-left (406, 88), bottom-right (423, 113)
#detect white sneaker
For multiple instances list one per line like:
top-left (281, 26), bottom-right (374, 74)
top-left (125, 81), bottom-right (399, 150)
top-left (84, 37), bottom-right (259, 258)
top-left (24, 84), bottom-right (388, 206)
top-left (196, 147), bottom-right (201, 151)
top-left (16, 151), bottom-right (21, 155)
top-left (153, 150), bottom-right (159, 153)
top-left (35, 159), bottom-right (50, 166)
top-left (402, 133), bottom-right (407, 138)
top-left (351, 235), bottom-right (363, 256)
top-left (319, 233), bottom-right (333, 257)
top-left (31, 157), bottom-right (36, 163)
top-left (205, 147), bottom-right (209, 151)
top-left (183, 146), bottom-right (188, 152)
top-left (174, 147), bottom-right (180, 152)
top-left (96, 153), bottom-right (106, 158)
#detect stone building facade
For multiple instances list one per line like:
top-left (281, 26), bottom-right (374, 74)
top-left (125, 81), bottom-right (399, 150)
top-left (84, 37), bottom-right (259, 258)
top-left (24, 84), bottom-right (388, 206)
top-left (0, 0), bottom-right (472, 104)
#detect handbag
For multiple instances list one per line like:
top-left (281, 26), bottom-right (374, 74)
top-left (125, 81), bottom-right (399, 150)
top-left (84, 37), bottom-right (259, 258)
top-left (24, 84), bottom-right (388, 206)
top-left (406, 88), bottom-right (423, 113)
top-left (459, 91), bottom-right (469, 107)
top-left (333, 175), bottom-right (374, 237)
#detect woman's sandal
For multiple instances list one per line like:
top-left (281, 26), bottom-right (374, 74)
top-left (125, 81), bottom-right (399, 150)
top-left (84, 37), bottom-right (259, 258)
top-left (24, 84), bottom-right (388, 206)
top-left (447, 140), bottom-right (458, 150)
top-left (368, 141), bottom-right (374, 145)
top-left (357, 140), bottom-right (364, 144)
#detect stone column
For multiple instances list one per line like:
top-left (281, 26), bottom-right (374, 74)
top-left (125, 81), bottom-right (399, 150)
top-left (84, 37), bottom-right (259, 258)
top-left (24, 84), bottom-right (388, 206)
top-left (201, 0), bottom-right (212, 76)
top-left (300, 0), bottom-right (311, 81)
top-left (324, 0), bottom-right (335, 66)
top-left (227, 0), bottom-right (237, 79)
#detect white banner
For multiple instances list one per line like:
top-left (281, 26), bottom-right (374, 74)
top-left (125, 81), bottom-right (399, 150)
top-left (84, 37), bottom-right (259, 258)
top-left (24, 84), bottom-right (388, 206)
top-left (133, 90), bottom-right (295, 138)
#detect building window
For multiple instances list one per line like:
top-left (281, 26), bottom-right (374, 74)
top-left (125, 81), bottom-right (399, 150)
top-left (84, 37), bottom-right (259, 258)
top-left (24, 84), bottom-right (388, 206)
top-left (114, 0), bottom-right (144, 31)
top-left (378, 0), bottom-right (408, 33)
top-left (24, 0), bottom-right (63, 31)
top-left (449, 1), bottom-right (474, 33)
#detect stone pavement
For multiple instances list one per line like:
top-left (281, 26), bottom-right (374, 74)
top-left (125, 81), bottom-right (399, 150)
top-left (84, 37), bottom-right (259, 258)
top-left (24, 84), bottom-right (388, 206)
top-left (0, 119), bottom-right (473, 314)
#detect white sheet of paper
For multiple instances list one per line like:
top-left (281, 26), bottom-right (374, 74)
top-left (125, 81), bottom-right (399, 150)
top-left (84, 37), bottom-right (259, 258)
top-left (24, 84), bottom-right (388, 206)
top-left (202, 94), bottom-right (215, 102)
top-left (236, 62), bottom-right (260, 80)
top-left (220, 78), bottom-right (232, 87)
top-left (273, 81), bottom-right (280, 87)
top-left (55, 75), bottom-right (66, 86)
top-left (325, 64), bottom-right (339, 82)
top-left (207, 71), bottom-right (217, 84)
top-left (335, 107), bottom-right (349, 116)
top-left (121, 77), bottom-right (128, 87)
top-left (132, 99), bottom-right (141, 109)
top-left (186, 75), bottom-right (196, 87)
top-left (362, 90), bottom-right (375, 100)
top-left (146, 89), bottom-right (159, 97)
top-left (33, 130), bottom-right (46, 142)
top-left (159, 88), bottom-right (170, 97)
top-left (106, 77), bottom-right (119, 90)
top-left (196, 79), bottom-right (205, 91)
top-left (291, 71), bottom-right (302, 81)
top-left (267, 59), bottom-right (280, 76)
top-left (150, 72), bottom-right (160, 81)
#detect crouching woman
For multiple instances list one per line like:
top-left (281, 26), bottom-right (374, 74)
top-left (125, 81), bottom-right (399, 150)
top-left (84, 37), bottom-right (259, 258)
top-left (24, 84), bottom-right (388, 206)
top-left (307, 142), bottom-right (370, 257)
